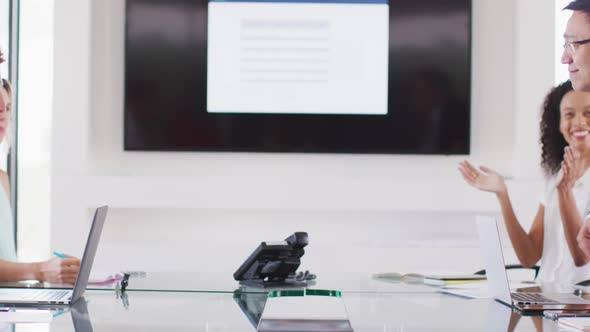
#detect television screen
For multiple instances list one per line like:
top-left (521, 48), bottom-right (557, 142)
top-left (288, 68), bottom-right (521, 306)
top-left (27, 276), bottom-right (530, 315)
top-left (125, 0), bottom-right (471, 154)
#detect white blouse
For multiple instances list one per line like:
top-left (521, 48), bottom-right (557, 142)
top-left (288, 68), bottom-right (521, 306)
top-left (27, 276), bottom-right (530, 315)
top-left (537, 169), bottom-right (590, 285)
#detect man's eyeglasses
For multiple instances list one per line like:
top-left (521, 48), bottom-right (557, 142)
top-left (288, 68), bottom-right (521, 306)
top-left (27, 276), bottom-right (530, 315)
top-left (564, 38), bottom-right (590, 55)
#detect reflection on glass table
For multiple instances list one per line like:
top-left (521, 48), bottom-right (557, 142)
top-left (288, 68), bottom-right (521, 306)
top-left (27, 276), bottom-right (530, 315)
top-left (234, 287), bottom-right (354, 332)
top-left (486, 300), bottom-right (547, 332)
top-left (70, 299), bottom-right (93, 332)
top-left (0, 297), bottom-right (92, 332)
top-left (233, 288), bottom-right (268, 328)
top-left (0, 290), bottom-right (568, 331)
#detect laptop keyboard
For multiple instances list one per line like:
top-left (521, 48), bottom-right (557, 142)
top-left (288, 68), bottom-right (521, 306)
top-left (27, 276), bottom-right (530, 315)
top-left (29, 290), bottom-right (71, 301)
top-left (512, 292), bottom-right (555, 304)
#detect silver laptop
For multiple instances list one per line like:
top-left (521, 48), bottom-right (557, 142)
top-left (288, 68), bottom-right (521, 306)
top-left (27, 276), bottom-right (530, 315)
top-left (476, 215), bottom-right (590, 311)
top-left (0, 206), bottom-right (108, 306)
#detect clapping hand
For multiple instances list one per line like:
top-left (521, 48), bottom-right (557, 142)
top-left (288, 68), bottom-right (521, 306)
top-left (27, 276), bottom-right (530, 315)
top-left (458, 160), bottom-right (507, 194)
top-left (557, 146), bottom-right (578, 192)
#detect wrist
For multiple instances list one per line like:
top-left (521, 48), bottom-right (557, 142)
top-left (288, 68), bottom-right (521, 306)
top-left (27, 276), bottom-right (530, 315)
top-left (557, 185), bottom-right (574, 196)
top-left (31, 262), bottom-right (42, 281)
top-left (495, 189), bottom-right (509, 200)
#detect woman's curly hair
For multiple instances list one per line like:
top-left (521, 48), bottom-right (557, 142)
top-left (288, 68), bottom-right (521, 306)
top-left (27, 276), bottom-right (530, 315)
top-left (540, 80), bottom-right (573, 177)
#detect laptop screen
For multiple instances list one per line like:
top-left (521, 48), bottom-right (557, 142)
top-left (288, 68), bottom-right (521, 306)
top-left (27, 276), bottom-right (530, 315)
top-left (476, 216), bottom-right (512, 305)
top-left (71, 206), bottom-right (108, 303)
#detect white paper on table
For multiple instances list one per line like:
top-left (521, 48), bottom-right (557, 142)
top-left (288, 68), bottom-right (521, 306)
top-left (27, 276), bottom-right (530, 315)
top-left (0, 310), bottom-right (53, 323)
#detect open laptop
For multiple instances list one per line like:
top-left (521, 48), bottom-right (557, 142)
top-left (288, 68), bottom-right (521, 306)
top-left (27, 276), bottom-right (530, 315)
top-left (476, 215), bottom-right (590, 312)
top-left (0, 206), bottom-right (108, 306)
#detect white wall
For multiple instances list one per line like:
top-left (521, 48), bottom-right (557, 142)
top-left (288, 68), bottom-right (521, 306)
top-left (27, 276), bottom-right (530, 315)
top-left (49, 0), bottom-right (555, 280)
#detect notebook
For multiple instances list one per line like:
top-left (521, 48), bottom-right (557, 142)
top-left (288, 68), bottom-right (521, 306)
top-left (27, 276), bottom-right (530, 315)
top-left (423, 274), bottom-right (486, 286)
top-left (0, 206), bottom-right (108, 306)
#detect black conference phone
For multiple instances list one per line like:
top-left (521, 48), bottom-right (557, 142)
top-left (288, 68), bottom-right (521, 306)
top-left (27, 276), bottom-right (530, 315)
top-left (233, 232), bottom-right (315, 287)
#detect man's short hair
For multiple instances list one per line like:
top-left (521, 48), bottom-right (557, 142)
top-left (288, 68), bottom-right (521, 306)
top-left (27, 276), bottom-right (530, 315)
top-left (565, 0), bottom-right (590, 14)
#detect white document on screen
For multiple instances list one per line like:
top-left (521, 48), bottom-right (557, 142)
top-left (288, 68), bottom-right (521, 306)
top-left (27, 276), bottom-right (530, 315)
top-left (207, 0), bottom-right (389, 115)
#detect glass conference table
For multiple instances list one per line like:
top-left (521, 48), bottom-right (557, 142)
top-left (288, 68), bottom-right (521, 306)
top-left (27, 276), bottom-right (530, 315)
top-left (0, 271), bottom-right (450, 293)
top-left (0, 290), bottom-right (567, 331)
top-left (0, 272), bottom-right (582, 331)
top-left (122, 271), bottom-right (445, 293)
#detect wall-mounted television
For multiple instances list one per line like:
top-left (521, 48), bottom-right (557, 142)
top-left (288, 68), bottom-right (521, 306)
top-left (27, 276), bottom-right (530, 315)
top-left (125, 0), bottom-right (471, 154)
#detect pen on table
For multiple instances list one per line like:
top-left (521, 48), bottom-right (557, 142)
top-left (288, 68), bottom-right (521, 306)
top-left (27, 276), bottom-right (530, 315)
top-left (52, 252), bottom-right (67, 259)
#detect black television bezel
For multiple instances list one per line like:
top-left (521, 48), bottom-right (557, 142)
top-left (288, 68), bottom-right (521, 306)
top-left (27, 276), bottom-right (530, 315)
top-left (123, 0), bottom-right (472, 155)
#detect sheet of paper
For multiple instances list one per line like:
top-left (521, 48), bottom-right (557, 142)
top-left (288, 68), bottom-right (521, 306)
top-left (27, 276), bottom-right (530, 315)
top-left (0, 310), bottom-right (53, 323)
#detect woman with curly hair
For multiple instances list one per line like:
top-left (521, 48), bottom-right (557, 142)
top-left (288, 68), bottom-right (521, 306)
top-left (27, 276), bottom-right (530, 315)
top-left (459, 80), bottom-right (590, 285)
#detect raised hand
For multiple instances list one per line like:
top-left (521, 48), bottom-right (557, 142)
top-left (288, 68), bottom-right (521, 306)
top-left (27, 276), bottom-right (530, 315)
top-left (35, 256), bottom-right (81, 284)
top-left (458, 160), bottom-right (507, 194)
top-left (557, 146), bottom-right (578, 192)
